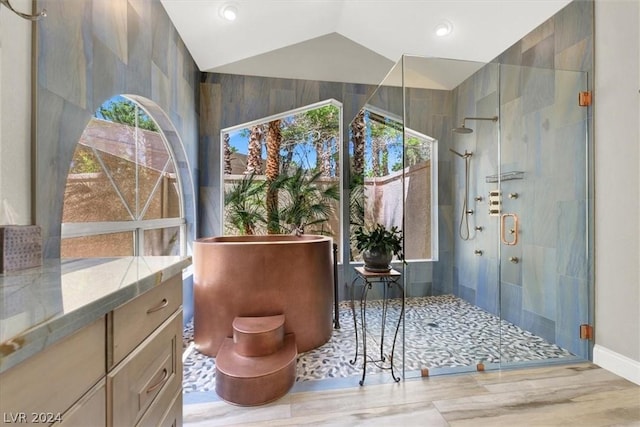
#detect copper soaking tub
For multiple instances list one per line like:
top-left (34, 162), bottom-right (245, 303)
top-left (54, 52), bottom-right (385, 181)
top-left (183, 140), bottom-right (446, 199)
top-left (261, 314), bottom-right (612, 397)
top-left (193, 234), bottom-right (334, 356)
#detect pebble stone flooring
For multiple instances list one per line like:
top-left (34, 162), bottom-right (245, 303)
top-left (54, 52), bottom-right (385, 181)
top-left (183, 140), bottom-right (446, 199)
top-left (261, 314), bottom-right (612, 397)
top-left (182, 295), bottom-right (574, 394)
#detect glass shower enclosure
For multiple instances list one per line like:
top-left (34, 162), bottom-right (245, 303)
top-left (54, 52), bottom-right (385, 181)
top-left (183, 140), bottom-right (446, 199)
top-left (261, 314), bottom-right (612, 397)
top-left (347, 55), bottom-right (591, 379)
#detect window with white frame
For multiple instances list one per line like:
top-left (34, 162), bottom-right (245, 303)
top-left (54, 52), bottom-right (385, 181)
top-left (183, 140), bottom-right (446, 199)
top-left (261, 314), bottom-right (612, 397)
top-left (221, 99), bottom-right (343, 259)
top-left (61, 95), bottom-right (185, 257)
top-left (349, 106), bottom-right (438, 262)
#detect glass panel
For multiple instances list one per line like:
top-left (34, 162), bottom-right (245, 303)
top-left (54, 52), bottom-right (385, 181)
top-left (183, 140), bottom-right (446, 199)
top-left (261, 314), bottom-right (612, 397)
top-left (498, 64), bottom-right (589, 364)
top-left (143, 227), bottom-right (181, 256)
top-left (60, 232), bottom-right (134, 257)
top-left (137, 127), bottom-right (173, 219)
top-left (62, 144), bottom-right (133, 222)
top-left (348, 60), bottom-right (405, 264)
top-left (349, 109), bottom-right (404, 259)
top-left (222, 101), bottom-right (341, 257)
top-left (141, 170), bottom-right (181, 220)
top-left (405, 56), bottom-right (501, 376)
top-left (97, 150), bottom-right (137, 217)
top-left (403, 132), bottom-right (434, 261)
top-left (343, 56), bottom-right (591, 385)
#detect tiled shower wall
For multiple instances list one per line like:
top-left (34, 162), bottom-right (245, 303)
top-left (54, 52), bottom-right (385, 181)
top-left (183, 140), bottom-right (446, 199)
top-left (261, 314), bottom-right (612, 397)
top-left (435, 0), bottom-right (593, 358)
top-left (35, 0), bottom-right (200, 258)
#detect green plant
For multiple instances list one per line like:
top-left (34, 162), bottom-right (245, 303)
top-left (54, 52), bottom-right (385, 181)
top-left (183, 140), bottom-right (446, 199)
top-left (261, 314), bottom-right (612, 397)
top-left (354, 223), bottom-right (404, 261)
top-left (275, 168), bottom-right (339, 234)
top-left (224, 173), bottom-right (266, 235)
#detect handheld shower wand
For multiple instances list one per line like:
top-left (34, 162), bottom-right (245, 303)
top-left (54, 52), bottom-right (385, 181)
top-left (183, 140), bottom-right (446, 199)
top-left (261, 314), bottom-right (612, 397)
top-left (450, 149), bottom-right (473, 240)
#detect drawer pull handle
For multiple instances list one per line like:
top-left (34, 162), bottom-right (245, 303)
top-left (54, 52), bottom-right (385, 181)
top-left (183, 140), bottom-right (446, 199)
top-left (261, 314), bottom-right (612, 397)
top-left (146, 298), bottom-right (168, 314)
top-left (146, 368), bottom-right (169, 394)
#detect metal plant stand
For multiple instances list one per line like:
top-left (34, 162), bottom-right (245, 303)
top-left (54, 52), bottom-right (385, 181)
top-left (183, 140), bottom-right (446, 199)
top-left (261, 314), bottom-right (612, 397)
top-left (348, 266), bottom-right (403, 386)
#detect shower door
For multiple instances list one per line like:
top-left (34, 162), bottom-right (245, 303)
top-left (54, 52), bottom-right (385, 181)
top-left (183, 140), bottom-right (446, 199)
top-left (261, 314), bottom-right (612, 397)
top-left (497, 64), bottom-right (591, 365)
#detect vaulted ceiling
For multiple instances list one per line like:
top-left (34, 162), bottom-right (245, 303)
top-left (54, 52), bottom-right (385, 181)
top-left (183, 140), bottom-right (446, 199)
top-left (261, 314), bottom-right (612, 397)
top-left (161, 0), bottom-right (572, 87)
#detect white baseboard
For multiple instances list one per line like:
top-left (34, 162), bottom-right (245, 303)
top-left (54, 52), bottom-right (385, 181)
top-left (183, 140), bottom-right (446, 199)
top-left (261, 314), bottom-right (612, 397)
top-left (593, 344), bottom-right (640, 385)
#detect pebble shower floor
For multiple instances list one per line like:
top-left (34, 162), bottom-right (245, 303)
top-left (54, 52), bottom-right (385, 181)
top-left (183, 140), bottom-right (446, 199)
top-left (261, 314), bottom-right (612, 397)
top-left (182, 295), bottom-right (574, 394)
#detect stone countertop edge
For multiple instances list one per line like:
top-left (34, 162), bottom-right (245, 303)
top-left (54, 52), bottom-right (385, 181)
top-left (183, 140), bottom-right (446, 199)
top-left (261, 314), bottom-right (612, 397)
top-left (0, 256), bottom-right (192, 374)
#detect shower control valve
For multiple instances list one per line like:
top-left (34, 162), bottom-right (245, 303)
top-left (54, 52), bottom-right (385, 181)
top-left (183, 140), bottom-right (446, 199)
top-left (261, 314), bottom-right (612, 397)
top-left (509, 256), bottom-right (520, 264)
top-left (489, 190), bottom-right (501, 216)
top-left (475, 226), bottom-right (484, 231)
top-left (474, 196), bottom-right (484, 202)
top-left (508, 193), bottom-right (519, 199)
top-left (474, 250), bottom-right (483, 256)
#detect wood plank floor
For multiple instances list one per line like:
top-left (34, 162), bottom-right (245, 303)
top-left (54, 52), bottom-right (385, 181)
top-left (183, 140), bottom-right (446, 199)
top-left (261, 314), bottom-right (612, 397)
top-left (183, 363), bottom-right (640, 426)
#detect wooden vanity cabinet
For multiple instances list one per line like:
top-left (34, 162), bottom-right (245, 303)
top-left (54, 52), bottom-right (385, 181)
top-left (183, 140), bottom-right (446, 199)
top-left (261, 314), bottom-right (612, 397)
top-left (0, 271), bottom-right (184, 427)
top-left (0, 317), bottom-right (106, 427)
top-left (107, 310), bottom-right (182, 426)
top-left (106, 273), bottom-right (183, 427)
top-left (108, 273), bottom-right (183, 368)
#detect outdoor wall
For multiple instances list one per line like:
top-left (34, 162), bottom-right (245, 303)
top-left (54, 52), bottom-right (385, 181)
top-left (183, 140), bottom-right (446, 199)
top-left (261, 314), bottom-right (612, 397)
top-left (34, 0), bottom-right (200, 259)
top-left (364, 162), bottom-right (432, 261)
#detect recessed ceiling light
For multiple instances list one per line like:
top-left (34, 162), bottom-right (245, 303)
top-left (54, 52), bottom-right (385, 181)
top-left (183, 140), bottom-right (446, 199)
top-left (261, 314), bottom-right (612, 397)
top-left (220, 4), bottom-right (238, 21)
top-left (435, 21), bottom-right (453, 37)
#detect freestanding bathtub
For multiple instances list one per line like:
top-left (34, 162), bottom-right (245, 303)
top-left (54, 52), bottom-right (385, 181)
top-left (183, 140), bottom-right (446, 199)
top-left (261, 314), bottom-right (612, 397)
top-left (193, 234), bottom-right (334, 356)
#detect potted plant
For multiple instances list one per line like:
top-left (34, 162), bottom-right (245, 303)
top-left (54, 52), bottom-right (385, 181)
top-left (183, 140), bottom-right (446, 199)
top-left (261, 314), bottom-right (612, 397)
top-left (354, 223), bottom-right (404, 272)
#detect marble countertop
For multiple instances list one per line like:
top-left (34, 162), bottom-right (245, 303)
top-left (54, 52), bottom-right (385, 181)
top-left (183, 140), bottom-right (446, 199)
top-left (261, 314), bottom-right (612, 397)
top-left (0, 256), bottom-right (192, 374)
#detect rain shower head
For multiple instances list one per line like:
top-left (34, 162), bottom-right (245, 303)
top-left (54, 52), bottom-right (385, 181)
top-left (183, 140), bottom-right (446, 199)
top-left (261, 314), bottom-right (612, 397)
top-left (452, 125), bottom-right (473, 134)
top-left (452, 116), bottom-right (498, 134)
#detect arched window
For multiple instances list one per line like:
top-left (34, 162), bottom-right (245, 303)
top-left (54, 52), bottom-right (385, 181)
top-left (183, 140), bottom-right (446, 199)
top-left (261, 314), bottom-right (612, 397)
top-left (61, 95), bottom-right (186, 257)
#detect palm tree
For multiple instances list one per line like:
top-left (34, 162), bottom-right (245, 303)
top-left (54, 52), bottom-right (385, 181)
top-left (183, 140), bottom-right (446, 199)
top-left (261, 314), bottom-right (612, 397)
top-left (305, 105), bottom-right (339, 177)
top-left (265, 119), bottom-right (282, 234)
top-left (369, 119), bottom-right (399, 177)
top-left (351, 110), bottom-right (366, 178)
top-left (275, 169), bottom-right (339, 235)
top-left (245, 125), bottom-right (263, 174)
top-left (349, 109), bottom-right (367, 259)
top-left (224, 173), bottom-right (266, 235)
top-left (223, 132), bottom-right (232, 174)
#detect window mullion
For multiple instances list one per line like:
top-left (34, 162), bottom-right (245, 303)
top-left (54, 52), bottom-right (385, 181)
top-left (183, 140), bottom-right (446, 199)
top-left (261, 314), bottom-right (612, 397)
top-left (135, 105), bottom-right (140, 219)
top-left (139, 158), bottom-right (171, 220)
top-left (91, 147), bottom-right (136, 220)
top-left (135, 227), bottom-right (144, 256)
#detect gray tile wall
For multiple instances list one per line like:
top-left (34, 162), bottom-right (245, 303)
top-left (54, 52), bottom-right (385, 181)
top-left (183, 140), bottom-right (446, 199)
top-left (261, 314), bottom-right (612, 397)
top-left (441, 0), bottom-right (594, 358)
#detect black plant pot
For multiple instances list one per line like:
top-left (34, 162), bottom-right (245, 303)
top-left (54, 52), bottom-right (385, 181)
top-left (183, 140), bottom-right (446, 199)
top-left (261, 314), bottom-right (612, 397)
top-left (362, 249), bottom-right (392, 272)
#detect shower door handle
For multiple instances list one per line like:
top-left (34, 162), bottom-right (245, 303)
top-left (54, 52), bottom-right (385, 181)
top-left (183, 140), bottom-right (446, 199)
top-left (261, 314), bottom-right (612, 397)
top-left (501, 213), bottom-right (519, 246)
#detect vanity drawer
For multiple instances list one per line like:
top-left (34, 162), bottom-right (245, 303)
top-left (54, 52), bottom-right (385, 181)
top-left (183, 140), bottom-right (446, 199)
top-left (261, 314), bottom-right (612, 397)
top-left (108, 310), bottom-right (182, 427)
top-left (109, 273), bottom-right (182, 367)
top-left (136, 388), bottom-right (182, 427)
top-left (0, 317), bottom-right (106, 425)
top-left (55, 379), bottom-right (106, 427)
